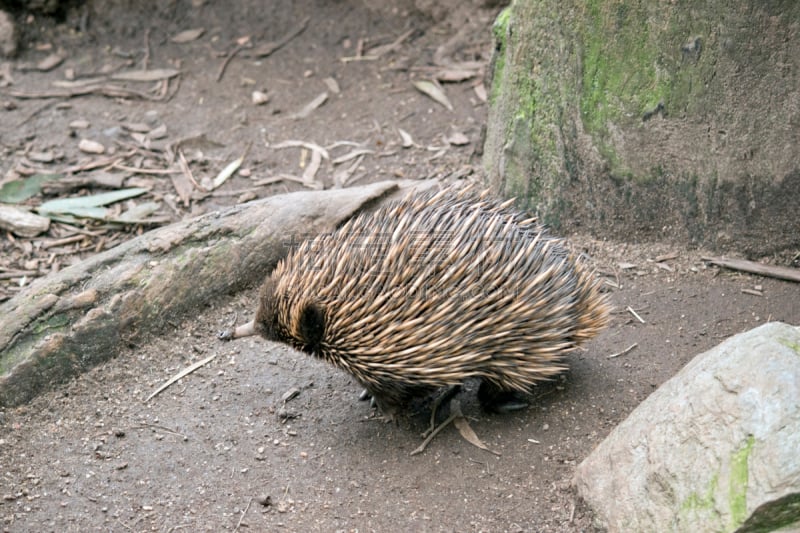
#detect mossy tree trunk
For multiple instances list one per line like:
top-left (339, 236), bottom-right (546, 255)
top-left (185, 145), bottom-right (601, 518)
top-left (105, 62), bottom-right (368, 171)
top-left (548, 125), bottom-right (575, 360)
top-left (483, 0), bottom-right (800, 254)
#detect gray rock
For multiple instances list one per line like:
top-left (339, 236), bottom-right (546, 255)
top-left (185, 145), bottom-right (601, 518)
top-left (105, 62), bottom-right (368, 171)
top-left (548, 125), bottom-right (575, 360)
top-left (575, 322), bottom-right (800, 533)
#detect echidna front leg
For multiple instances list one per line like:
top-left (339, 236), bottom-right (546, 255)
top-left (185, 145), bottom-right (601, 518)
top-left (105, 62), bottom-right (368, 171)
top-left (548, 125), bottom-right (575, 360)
top-left (478, 380), bottom-right (529, 413)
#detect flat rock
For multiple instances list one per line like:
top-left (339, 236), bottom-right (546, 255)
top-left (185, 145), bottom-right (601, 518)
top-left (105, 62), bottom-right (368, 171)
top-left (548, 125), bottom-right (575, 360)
top-left (575, 322), bottom-right (800, 533)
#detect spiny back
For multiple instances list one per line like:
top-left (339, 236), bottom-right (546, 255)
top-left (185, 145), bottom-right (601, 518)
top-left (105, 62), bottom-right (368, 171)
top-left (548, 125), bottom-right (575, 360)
top-left (256, 185), bottom-right (609, 406)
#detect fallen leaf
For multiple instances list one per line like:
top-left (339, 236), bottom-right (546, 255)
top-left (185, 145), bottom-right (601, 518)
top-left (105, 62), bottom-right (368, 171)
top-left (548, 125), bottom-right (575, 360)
top-left (452, 401), bottom-right (501, 456)
top-left (171, 28), bottom-right (205, 43)
top-left (111, 69), bottom-right (181, 82)
top-left (435, 68), bottom-right (478, 82)
top-left (38, 188), bottom-right (148, 219)
top-left (302, 148), bottom-right (322, 184)
top-left (210, 151), bottom-right (246, 190)
top-left (474, 82), bottom-right (487, 102)
top-left (122, 122), bottom-right (152, 133)
top-left (149, 124), bottom-right (168, 140)
top-left (446, 131), bottom-right (469, 146)
top-left (398, 128), bottom-right (414, 148)
top-left (322, 77), bottom-right (340, 94)
top-left (413, 80), bottom-right (453, 111)
top-left (36, 53), bottom-right (65, 72)
top-left (291, 92), bottom-right (328, 120)
top-left (27, 151), bottom-right (58, 163)
top-left (112, 201), bottom-right (162, 223)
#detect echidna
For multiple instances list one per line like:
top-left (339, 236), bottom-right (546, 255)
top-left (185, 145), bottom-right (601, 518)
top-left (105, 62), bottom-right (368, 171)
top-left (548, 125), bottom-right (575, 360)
top-left (224, 185), bottom-right (609, 419)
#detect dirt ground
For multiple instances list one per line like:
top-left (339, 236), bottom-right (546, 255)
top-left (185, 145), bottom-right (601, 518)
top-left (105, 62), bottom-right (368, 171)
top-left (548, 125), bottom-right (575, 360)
top-left (1, 1), bottom-right (799, 531)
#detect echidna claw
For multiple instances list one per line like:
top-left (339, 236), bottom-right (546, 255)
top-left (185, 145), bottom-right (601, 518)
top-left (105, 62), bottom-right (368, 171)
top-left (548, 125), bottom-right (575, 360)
top-left (358, 388), bottom-right (371, 401)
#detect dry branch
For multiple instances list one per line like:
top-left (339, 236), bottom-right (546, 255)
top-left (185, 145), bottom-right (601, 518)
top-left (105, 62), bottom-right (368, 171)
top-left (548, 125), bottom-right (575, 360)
top-left (703, 257), bottom-right (800, 283)
top-left (0, 182), bottom-right (404, 407)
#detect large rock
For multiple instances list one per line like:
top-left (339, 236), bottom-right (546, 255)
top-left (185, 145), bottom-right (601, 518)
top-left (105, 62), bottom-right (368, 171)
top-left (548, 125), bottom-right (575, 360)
top-left (483, 1), bottom-right (800, 254)
top-left (574, 322), bottom-right (800, 532)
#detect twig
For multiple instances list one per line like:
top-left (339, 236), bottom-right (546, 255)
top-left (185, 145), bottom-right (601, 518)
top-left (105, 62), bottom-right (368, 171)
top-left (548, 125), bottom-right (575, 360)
top-left (216, 43), bottom-right (245, 82)
top-left (626, 306), bottom-right (646, 324)
top-left (142, 28), bottom-right (151, 71)
top-left (703, 256), bottom-right (800, 283)
top-left (250, 16), bottom-right (310, 58)
top-left (14, 99), bottom-right (57, 127)
top-left (410, 410), bottom-right (458, 456)
top-left (607, 343), bottom-right (638, 359)
top-left (111, 164), bottom-right (181, 175)
top-left (234, 497), bottom-right (253, 532)
top-left (144, 353), bottom-right (218, 402)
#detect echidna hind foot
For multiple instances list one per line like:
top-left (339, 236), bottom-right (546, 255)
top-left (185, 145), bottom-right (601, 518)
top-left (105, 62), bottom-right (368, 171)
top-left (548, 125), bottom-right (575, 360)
top-left (478, 380), bottom-right (530, 414)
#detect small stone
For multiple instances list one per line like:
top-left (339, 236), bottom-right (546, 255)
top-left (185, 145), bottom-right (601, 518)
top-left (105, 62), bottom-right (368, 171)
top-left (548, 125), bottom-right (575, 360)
top-left (78, 139), bottom-right (106, 154)
top-left (252, 90), bottom-right (270, 105)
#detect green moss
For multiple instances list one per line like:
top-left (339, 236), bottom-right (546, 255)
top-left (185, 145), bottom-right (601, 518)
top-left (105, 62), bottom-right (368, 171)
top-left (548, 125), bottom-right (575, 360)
top-left (777, 338), bottom-right (800, 355)
top-left (492, 5), bottom-right (511, 41)
top-left (489, 7), bottom-right (511, 106)
top-left (680, 471), bottom-right (720, 522)
top-left (729, 435), bottom-right (756, 529)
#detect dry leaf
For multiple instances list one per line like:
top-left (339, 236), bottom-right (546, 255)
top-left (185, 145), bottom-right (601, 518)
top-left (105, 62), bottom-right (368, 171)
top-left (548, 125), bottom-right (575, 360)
top-left (111, 69), bottom-right (181, 82)
top-left (291, 92), bottom-right (328, 120)
top-left (122, 122), bottom-right (151, 133)
top-left (413, 80), bottom-right (453, 111)
top-left (435, 68), bottom-right (479, 82)
top-left (171, 28), bottom-right (205, 43)
top-left (398, 128), bottom-right (414, 148)
top-left (322, 77), bottom-right (340, 94)
top-left (149, 124), bottom-right (168, 139)
top-left (446, 131), bottom-right (469, 146)
top-left (451, 401), bottom-right (501, 456)
top-left (474, 82), bottom-right (487, 103)
top-left (78, 139), bottom-right (106, 154)
top-left (302, 148), bottom-right (322, 184)
top-left (36, 53), bottom-right (65, 72)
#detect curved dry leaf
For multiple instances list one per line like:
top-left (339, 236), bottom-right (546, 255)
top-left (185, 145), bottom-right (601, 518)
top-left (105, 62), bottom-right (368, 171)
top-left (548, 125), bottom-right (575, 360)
top-left (37, 53), bottom-right (65, 72)
top-left (446, 131), bottom-right (469, 146)
top-left (171, 28), bottom-right (205, 43)
top-left (474, 82), bottom-right (487, 103)
top-left (398, 128), bottom-right (414, 148)
top-left (413, 80), bottom-right (453, 111)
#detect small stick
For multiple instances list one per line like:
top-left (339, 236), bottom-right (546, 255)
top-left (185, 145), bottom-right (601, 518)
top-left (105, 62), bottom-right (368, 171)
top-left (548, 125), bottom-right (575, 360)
top-left (216, 43), bottom-right (245, 82)
top-left (234, 497), bottom-right (253, 532)
top-left (410, 410), bottom-right (458, 456)
top-left (607, 343), bottom-right (638, 359)
top-left (144, 353), bottom-right (217, 402)
top-left (142, 28), bottom-right (151, 71)
top-left (626, 306), bottom-right (646, 324)
top-left (703, 256), bottom-right (800, 283)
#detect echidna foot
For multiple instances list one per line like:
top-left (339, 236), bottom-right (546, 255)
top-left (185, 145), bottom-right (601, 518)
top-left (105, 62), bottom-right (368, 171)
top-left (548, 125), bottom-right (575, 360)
top-left (478, 381), bottom-right (529, 413)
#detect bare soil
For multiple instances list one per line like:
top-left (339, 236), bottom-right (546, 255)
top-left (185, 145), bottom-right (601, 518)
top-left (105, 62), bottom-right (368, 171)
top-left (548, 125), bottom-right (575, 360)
top-left (1, 1), bottom-right (799, 532)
